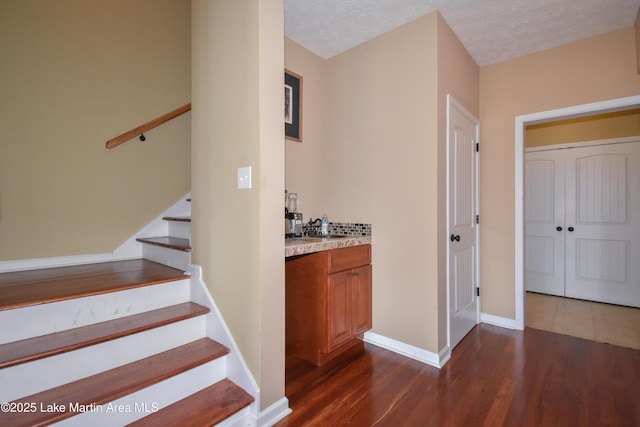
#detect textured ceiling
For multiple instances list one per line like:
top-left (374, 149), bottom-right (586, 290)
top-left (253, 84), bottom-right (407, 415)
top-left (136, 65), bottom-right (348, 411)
top-left (285, 0), bottom-right (639, 67)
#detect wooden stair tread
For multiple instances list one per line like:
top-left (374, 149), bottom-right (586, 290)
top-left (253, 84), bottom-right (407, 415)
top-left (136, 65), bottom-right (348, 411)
top-left (136, 236), bottom-right (191, 252)
top-left (0, 338), bottom-right (229, 427)
top-left (0, 259), bottom-right (186, 311)
top-left (0, 302), bottom-right (209, 369)
top-left (127, 379), bottom-right (254, 427)
top-left (163, 216), bottom-right (191, 222)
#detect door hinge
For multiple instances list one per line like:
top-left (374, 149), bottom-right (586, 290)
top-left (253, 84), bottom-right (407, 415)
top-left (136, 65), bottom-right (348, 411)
top-left (476, 287), bottom-right (480, 297)
top-left (476, 214), bottom-right (479, 224)
top-left (476, 142), bottom-right (479, 152)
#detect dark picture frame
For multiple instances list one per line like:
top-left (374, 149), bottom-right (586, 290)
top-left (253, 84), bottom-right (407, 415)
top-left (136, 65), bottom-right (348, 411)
top-left (285, 69), bottom-right (302, 142)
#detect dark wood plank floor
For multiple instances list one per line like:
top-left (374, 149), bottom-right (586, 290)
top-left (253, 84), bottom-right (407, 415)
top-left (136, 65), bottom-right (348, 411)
top-left (276, 324), bottom-right (640, 426)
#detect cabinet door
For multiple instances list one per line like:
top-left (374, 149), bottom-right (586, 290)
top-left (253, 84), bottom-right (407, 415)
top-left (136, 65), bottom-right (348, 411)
top-left (351, 265), bottom-right (372, 335)
top-left (327, 271), bottom-right (352, 352)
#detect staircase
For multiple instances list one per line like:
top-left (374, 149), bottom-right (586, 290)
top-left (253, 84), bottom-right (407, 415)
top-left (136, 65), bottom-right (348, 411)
top-left (135, 198), bottom-right (192, 272)
top-left (0, 198), bottom-right (257, 426)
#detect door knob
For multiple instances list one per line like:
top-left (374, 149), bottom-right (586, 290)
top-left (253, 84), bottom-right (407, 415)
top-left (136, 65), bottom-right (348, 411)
top-left (568, 226), bottom-right (574, 232)
top-left (556, 226), bottom-right (563, 231)
top-left (450, 234), bottom-right (460, 242)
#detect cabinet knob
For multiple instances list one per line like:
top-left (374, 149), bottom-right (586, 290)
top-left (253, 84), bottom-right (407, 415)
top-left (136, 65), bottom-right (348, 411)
top-left (556, 226), bottom-right (563, 231)
top-left (568, 226), bottom-right (575, 232)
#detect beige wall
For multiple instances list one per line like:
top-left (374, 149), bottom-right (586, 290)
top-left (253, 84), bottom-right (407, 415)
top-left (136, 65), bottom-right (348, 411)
top-left (326, 13), bottom-right (440, 352)
top-left (191, 0), bottom-right (285, 410)
top-left (284, 38), bottom-right (330, 218)
top-left (285, 12), bottom-right (478, 354)
top-left (635, 8), bottom-right (640, 74)
top-left (480, 27), bottom-right (640, 319)
top-left (436, 13), bottom-right (480, 349)
top-left (0, 0), bottom-right (191, 261)
top-left (525, 109), bottom-right (640, 147)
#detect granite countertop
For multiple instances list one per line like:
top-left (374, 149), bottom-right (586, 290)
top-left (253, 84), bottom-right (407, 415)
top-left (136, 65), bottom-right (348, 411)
top-left (285, 235), bottom-right (372, 257)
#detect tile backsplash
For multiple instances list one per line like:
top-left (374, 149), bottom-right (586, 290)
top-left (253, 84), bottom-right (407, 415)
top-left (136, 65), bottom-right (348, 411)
top-left (304, 221), bottom-right (372, 237)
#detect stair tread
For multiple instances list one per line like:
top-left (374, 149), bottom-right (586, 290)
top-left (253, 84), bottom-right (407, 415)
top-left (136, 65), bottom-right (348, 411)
top-left (163, 216), bottom-right (191, 222)
top-left (137, 236), bottom-right (191, 252)
top-left (0, 302), bottom-right (210, 369)
top-left (0, 338), bottom-right (229, 427)
top-left (0, 259), bottom-right (186, 311)
top-left (127, 379), bottom-right (254, 427)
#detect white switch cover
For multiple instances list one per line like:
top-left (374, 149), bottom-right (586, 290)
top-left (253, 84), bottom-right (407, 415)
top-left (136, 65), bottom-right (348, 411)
top-left (237, 166), bottom-right (252, 189)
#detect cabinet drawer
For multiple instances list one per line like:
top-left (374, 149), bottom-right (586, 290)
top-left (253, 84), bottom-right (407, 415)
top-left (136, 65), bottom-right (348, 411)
top-left (328, 244), bottom-right (371, 273)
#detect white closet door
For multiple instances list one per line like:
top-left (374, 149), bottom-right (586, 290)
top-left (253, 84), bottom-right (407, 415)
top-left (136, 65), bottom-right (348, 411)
top-left (525, 151), bottom-right (566, 296)
top-left (565, 142), bottom-right (640, 307)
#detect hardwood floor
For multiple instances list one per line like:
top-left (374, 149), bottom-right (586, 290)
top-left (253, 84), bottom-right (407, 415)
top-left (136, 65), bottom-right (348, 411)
top-left (276, 324), bottom-right (639, 426)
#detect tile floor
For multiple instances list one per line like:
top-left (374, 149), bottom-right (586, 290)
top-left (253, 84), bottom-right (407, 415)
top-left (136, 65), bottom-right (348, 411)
top-left (525, 291), bottom-right (640, 350)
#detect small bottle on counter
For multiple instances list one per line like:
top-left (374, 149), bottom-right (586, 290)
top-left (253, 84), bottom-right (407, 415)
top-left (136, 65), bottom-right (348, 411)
top-left (321, 213), bottom-right (329, 235)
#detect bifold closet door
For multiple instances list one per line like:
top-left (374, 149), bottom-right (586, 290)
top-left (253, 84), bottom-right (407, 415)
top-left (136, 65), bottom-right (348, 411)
top-left (564, 142), bottom-right (640, 308)
top-left (526, 141), bottom-right (640, 308)
top-left (525, 151), bottom-right (566, 297)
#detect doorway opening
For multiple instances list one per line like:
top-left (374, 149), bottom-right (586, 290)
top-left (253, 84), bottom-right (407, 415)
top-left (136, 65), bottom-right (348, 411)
top-left (514, 95), bottom-right (640, 330)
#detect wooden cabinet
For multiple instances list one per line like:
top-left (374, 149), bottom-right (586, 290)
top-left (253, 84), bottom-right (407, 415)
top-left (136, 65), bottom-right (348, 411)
top-left (327, 264), bottom-right (372, 351)
top-left (286, 244), bottom-right (372, 366)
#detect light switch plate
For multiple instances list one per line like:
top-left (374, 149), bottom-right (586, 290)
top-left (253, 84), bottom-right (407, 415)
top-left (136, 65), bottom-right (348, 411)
top-left (237, 166), bottom-right (252, 189)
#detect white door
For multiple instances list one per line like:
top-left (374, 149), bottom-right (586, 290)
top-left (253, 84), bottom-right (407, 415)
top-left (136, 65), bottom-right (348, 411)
top-left (565, 142), bottom-right (640, 307)
top-left (524, 151), bottom-right (565, 296)
top-left (525, 141), bottom-right (640, 308)
top-left (447, 96), bottom-right (479, 350)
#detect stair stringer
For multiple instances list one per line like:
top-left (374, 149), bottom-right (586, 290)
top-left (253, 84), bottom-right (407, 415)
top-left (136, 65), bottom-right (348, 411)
top-left (113, 192), bottom-right (192, 261)
top-left (188, 263), bottom-right (292, 427)
top-left (188, 264), bottom-right (260, 425)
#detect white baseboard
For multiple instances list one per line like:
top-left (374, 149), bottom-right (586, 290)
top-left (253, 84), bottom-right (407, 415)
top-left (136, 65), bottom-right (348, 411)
top-left (438, 345), bottom-right (451, 367)
top-left (364, 331), bottom-right (449, 369)
top-left (480, 312), bottom-right (518, 330)
top-left (256, 397), bottom-right (292, 427)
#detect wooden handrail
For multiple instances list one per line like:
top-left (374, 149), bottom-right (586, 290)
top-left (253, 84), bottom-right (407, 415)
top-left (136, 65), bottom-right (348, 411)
top-left (105, 103), bottom-right (191, 149)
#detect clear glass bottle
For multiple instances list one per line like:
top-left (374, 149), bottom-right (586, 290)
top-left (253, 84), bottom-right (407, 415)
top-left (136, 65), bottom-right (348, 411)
top-left (321, 213), bottom-right (329, 235)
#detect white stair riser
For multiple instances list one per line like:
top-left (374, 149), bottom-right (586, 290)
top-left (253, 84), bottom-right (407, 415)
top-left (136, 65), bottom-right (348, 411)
top-left (55, 358), bottom-right (227, 427)
top-left (0, 279), bottom-right (191, 345)
top-left (168, 221), bottom-right (191, 240)
top-left (141, 245), bottom-right (190, 272)
top-left (113, 192), bottom-right (191, 260)
top-left (0, 316), bottom-right (206, 402)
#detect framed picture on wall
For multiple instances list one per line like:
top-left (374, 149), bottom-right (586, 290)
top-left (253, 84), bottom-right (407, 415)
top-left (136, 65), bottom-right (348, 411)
top-left (285, 69), bottom-right (302, 142)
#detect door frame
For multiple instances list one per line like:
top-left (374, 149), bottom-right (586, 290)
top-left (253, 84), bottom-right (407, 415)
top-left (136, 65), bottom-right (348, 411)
top-left (446, 94), bottom-right (480, 350)
top-left (514, 95), bottom-right (640, 329)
